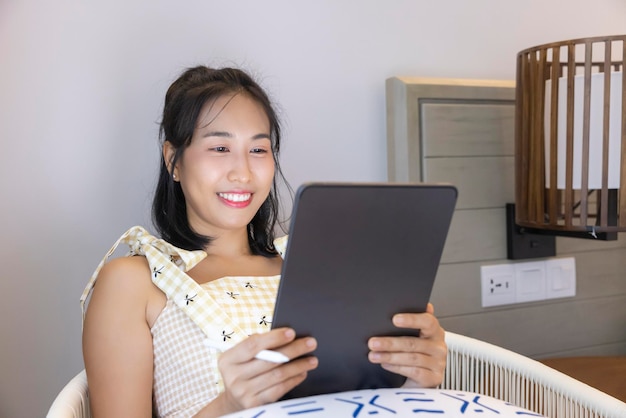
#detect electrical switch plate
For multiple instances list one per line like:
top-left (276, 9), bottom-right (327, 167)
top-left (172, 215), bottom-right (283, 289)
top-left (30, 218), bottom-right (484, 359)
top-left (545, 257), bottom-right (576, 299)
top-left (514, 261), bottom-right (547, 303)
top-left (481, 264), bottom-right (516, 307)
top-left (481, 257), bottom-right (576, 308)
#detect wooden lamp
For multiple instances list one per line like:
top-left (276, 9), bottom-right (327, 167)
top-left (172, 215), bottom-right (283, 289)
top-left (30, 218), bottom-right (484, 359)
top-left (514, 35), bottom-right (626, 242)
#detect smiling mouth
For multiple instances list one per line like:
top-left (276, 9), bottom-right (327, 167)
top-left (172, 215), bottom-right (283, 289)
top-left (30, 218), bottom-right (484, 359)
top-left (217, 192), bottom-right (252, 203)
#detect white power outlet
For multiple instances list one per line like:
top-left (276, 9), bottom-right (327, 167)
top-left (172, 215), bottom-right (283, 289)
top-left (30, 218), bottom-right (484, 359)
top-left (481, 264), bottom-right (516, 307)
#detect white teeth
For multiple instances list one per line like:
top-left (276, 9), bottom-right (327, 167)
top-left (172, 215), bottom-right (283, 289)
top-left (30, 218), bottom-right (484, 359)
top-left (218, 193), bottom-right (251, 202)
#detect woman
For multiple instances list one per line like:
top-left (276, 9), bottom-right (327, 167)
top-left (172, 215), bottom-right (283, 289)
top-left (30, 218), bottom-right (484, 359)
top-left (81, 66), bottom-right (447, 417)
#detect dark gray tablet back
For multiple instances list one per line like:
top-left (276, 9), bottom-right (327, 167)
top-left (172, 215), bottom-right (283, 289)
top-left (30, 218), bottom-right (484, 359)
top-left (272, 182), bottom-right (457, 399)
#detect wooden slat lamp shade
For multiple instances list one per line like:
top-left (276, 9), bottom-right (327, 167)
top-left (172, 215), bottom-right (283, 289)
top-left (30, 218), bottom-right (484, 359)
top-left (515, 35), bottom-right (626, 238)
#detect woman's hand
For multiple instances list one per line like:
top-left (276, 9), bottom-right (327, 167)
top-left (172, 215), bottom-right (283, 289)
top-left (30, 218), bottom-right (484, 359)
top-left (367, 303), bottom-right (446, 388)
top-left (211, 328), bottom-right (318, 415)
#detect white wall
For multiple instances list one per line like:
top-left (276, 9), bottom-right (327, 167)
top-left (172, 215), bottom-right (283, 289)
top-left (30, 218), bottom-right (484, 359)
top-left (1, 1), bottom-right (625, 416)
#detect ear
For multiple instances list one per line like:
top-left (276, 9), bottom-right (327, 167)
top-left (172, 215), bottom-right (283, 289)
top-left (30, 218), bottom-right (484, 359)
top-left (163, 141), bottom-right (179, 180)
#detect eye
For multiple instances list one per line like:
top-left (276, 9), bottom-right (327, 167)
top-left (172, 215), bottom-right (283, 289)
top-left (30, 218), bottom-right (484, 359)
top-left (210, 146), bottom-right (229, 153)
top-left (250, 147), bottom-right (269, 154)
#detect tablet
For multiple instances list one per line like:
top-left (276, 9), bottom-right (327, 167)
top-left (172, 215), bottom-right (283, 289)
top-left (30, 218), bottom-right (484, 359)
top-left (271, 182), bottom-right (457, 399)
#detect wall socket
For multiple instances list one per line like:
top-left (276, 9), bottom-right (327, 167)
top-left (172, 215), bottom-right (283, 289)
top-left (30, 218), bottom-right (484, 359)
top-left (481, 264), bottom-right (516, 307)
top-left (481, 257), bottom-right (576, 308)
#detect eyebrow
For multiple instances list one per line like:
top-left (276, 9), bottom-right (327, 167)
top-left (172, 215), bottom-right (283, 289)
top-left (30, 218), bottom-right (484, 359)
top-left (202, 131), bottom-right (271, 140)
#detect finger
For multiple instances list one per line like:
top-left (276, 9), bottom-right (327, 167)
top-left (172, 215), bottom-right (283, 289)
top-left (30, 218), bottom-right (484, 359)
top-left (247, 335), bottom-right (317, 373)
top-left (368, 348), bottom-right (446, 389)
top-left (250, 372), bottom-right (309, 406)
top-left (368, 335), bottom-right (444, 357)
top-left (236, 355), bottom-right (319, 407)
top-left (228, 328), bottom-right (297, 364)
top-left (392, 312), bottom-right (443, 338)
top-left (368, 347), bottom-right (445, 369)
top-left (259, 356), bottom-right (319, 400)
top-left (268, 335), bottom-right (317, 363)
top-left (379, 363), bottom-right (444, 389)
top-left (426, 303), bottom-right (435, 315)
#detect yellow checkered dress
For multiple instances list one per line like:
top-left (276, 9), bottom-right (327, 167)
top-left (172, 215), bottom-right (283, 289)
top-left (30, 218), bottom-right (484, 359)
top-left (81, 226), bottom-right (287, 417)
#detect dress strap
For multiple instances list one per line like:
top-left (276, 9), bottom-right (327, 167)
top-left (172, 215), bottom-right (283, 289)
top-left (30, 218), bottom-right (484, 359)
top-left (80, 226), bottom-right (250, 348)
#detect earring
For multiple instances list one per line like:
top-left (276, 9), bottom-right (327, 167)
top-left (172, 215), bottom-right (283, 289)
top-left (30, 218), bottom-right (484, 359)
top-left (172, 173), bottom-right (177, 180)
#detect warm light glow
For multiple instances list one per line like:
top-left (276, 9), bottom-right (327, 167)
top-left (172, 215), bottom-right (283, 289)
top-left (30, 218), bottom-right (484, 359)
top-left (544, 72), bottom-right (623, 189)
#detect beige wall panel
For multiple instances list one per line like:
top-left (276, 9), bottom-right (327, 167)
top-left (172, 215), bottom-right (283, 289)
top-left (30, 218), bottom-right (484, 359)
top-left (421, 102), bottom-right (515, 157)
top-left (441, 208), bottom-right (506, 263)
top-left (439, 295), bottom-right (626, 357)
top-left (572, 248), bottom-right (626, 298)
top-left (430, 262), bottom-right (482, 317)
top-left (424, 156), bottom-right (514, 209)
top-left (386, 77), bottom-right (515, 182)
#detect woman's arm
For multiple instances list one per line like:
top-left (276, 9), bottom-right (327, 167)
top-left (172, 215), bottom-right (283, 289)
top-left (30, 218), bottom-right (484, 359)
top-left (83, 256), bottom-right (160, 418)
top-left (367, 303), bottom-right (447, 388)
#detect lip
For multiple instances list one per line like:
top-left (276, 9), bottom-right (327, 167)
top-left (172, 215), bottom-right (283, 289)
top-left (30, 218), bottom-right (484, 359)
top-left (217, 191), bottom-right (253, 208)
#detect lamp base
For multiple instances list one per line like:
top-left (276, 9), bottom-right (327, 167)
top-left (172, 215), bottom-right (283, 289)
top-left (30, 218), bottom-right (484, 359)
top-left (506, 204), bottom-right (556, 260)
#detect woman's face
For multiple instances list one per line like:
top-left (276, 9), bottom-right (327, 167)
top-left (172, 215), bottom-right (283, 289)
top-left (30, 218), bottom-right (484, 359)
top-left (167, 93), bottom-right (275, 240)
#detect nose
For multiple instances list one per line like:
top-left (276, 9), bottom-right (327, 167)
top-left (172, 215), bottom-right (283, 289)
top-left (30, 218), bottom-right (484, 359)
top-left (227, 154), bottom-right (251, 183)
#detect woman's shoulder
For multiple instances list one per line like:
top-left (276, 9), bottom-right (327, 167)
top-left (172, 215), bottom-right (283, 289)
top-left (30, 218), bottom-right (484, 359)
top-left (100, 254), bottom-right (151, 276)
top-left (95, 255), bottom-right (153, 295)
top-left (88, 248), bottom-right (166, 327)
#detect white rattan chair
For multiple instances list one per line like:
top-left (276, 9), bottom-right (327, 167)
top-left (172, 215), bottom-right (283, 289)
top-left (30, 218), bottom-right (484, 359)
top-left (47, 333), bottom-right (626, 418)
top-left (46, 370), bottom-right (90, 418)
top-left (442, 331), bottom-right (626, 418)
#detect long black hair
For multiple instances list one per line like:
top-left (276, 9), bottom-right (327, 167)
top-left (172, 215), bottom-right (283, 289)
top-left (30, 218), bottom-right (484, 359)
top-left (152, 66), bottom-right (285, 256)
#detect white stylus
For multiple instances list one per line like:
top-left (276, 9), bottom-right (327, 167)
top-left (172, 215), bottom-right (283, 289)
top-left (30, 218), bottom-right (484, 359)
top-left (254, 349), bottom-right (290, 364)
top-left (204, 338), bottom-right (290, 364)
